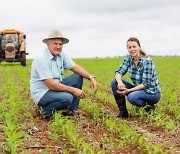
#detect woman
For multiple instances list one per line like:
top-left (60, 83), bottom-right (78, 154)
top-left (111, 37), bottom-right (161, 118)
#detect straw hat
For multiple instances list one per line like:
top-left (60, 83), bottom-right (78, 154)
top-left (42, 30), bottom-right (69, 44)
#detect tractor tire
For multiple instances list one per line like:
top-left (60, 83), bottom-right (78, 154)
top-left (21, 52), bottom-right (26, 66)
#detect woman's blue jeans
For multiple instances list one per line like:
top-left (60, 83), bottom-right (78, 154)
top-left (38, 74), bottom-right (83, 115)
top-left (111, 79), bottom-right (161, 107)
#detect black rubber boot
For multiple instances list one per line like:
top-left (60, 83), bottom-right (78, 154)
top-left (114, 94), bottom-right (129, 118)
top-left (139, 102), bottom-right (155, 113)
top-left (145, 104), bottom-right (155, 113)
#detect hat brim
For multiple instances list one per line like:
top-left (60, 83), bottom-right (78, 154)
top-left (43, 37), bottom-right (69, 44)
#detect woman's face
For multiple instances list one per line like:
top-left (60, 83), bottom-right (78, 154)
top-left (127, 41), bottom-right (141, 58)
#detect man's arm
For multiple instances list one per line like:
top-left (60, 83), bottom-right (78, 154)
top-left (43, 78), bottom-right (86, 99)
top-left (70, 64), bottom-right (98, 91)
top-left (70, 64), bottom-right (91, 79)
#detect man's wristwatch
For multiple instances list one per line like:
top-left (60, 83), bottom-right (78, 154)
top-left (89, 75), bottom-right (95, 80)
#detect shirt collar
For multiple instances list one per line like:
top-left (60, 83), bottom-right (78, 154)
top-left (129, 55), bottom-right (143, 65)
top-left (45, 48), bottom-right (61, 60)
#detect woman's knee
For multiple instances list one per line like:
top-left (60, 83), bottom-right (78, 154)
top-left (111, 79), bottom-right (118, 94)
top-left (111, 79), bottom-right (117, 87)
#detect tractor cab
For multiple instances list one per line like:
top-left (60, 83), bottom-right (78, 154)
top-left (0, 29), bottom-right (28, 66)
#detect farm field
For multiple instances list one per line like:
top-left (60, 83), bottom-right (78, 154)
top-left (0, 56), bottom-right (179, 154)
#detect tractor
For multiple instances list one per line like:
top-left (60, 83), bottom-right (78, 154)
top-left (0, 29), bottom-right (28, 66)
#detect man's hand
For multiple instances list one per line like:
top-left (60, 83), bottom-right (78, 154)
top-left (90, 78), bottom-right (98, 91)
top-left (72, 88), bottom-right (86, 99)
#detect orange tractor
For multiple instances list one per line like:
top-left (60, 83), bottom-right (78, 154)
top-left (0, 29), bottom-right (28, 66)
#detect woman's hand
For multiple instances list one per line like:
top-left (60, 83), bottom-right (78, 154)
top-left (116, 87), bottom-right (130, 95)
top-left (117, 83), bottom-right (126, 91)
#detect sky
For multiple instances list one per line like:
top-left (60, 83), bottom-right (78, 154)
top-left (1, 0), bottom-right (180, 59)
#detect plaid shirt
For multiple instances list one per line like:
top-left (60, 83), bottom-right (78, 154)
top-left (115, 55), bottom-right (160, 94)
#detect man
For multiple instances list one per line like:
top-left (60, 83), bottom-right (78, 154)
top-left (30, 30), bottom-right (98, 117)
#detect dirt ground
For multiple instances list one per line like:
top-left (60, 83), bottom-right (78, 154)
top-left (21, 103), bottom-right (180, 154)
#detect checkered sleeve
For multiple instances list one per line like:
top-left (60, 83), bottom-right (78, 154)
top-left (142, 58), bottom-right (154, 88)
top-left (115, 55), bottom-right (129, 76)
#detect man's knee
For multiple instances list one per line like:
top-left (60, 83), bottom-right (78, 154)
top-left (74, 73), bottom-right (83, 82)
top-left (62, 93), bottom-right (74, 103)
top-left (73, 74), bottom-right (83, 88)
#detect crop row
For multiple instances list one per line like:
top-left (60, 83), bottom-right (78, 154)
top-left (0, 57), bottom-right (179, 153)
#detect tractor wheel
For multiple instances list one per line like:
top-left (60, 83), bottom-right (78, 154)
top-left (21, 52), bottom-right (26, 66)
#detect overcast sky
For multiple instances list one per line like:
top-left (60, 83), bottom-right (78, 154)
top-left (1, 0), bottom-right (180, 58)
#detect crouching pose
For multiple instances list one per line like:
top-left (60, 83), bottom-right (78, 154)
top-left (30, 30), bottom-right (98, 117)
top-left (111, 37), bottom-right (161, 118)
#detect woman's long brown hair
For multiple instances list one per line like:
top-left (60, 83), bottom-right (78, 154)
top-left (127, 37), bottom-right (148, 57)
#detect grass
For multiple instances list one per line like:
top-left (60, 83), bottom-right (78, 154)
top-left (0, 56), bottom-right (179, 153)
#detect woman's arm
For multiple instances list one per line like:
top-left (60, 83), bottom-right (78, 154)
top-left (115, 73), bottom-right (126, 90)
top-left (117, 83), bottom-right (146, 95)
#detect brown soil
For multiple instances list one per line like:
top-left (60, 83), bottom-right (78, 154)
top-left (21, 102), bottom-right (180, 154)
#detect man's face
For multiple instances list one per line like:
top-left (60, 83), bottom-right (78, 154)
top-left (47, 39), bottom-right (63, 57)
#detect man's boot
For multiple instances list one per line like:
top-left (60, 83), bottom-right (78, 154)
top-left (114, 94), bottom-right (129, 118)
